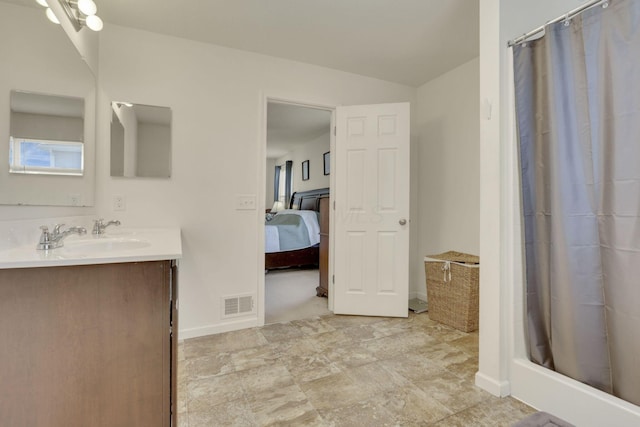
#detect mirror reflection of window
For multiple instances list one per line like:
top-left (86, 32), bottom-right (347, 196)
top-left (9, 138), bottom-right (83, 175)
top-left (9, 90), bottom-right (84, 176)
top-left (110, 102), bottom-right (172, 178)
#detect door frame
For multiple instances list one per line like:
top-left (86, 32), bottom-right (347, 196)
top-left (257, 94), bottom-right (336, 327)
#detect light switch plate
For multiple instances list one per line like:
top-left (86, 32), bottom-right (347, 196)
top-left (235, 195), bottom-right (256, 210)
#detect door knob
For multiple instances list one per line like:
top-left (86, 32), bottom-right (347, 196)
top-left (399, 218), bottom-right (407, 226)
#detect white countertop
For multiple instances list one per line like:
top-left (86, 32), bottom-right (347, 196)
top-left (0, 227), bottom-right (182, 269)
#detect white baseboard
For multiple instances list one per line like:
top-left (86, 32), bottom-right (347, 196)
top-left (179, 317), bottom-right (258, 340)
top-left (475, 371), bottom-right (511, 397)
top-left (409, 289), bottom-right (428, 301)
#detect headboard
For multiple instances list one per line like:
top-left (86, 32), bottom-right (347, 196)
top-left (289, 188), bottom-right (330, 212)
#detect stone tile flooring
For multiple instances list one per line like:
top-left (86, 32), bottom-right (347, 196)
top-left (178, 313), bottom-right (534, 426)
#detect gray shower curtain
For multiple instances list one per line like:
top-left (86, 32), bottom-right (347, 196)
top-left (513, 0), bottom-right (640, 406)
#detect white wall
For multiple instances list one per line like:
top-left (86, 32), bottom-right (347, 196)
top-left (413, 58), bottom-right (480, 300)
top-left (265, 158), bottom-right (276, 210)
top-left (274, 131), bottom-right (330, 196)
top-left (97, 24), bottom-right (415, 338)
top-left (292, 131), bottom-right (330, 193)
top-left (479, 0), bottom-right (640, 425)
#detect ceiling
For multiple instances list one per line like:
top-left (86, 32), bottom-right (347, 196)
top-left (96, 0), bottom-right (479, 88)
top-left (9, 1), bottom-right (479, 86)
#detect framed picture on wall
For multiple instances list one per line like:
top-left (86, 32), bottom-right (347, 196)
top-left (323, 152), bottom-right (330, 175)
top-left (302, 160), bottom-right (309, 181)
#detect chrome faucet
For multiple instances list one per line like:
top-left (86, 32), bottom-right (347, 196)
top-left (37, 224), bottom-right (87, 250)
top-left (92, 218), bottom-right (121, 235)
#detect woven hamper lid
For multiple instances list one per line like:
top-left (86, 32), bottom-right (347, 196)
top-left (425, 251), bottom-right (479, 265)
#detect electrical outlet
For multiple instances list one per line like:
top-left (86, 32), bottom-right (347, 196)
top-left (69, 194), bottom-right (82, 206)
top-left (113, 195), bottom-right (126, 211)
top-left (235, 195), bottom-right (256, 210)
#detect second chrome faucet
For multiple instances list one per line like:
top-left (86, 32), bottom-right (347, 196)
top-left (92, 218), bottom-right (121, 235)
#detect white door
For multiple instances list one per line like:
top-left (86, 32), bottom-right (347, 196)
top-left (333, 102), bottom-right (410, 317)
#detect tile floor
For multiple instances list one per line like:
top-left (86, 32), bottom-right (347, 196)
top-left (178, 313), bottom-right (535, 426)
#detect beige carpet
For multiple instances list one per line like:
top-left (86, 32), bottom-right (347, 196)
top-left (265, 268), bottom-right (330, 324)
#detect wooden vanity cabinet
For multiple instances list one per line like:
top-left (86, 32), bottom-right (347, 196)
top-left (0, 260), bottom-right (178, 427)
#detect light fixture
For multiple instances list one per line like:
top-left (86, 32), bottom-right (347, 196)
top-left (35, 0), bottom-right (59, 25)
top-left (58, 0), bottom-right (104, 32)
top-left (77, 0), bottom-right (96, 16)
top-left (84, 14), bottom-right (103, 31)
top-left (45, 7), bottom-right (60, 24)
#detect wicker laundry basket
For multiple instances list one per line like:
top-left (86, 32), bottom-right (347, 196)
top-left (424, 251), bottom-right (480, 332)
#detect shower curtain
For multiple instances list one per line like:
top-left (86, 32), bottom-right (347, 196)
top-left (513, 0), bottom-right (640, 406)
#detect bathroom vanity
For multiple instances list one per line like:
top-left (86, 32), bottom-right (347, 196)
top-left (0, 228), bottom-right (181, 427)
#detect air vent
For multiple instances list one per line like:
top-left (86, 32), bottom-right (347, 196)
top-left (222, 295), bottom-right (255, 318)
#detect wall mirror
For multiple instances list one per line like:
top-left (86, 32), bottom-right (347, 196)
top-left (110, 102), bottom-right (172, 178)
top-left (10, 91), bottom-right (85, 176)
top-left (0, 2), bottom-right (96, 206)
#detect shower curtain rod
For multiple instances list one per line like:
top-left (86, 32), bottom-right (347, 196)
top-left (507, 0), bottom-right (609, 47)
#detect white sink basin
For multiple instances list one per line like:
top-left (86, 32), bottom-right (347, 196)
top-left (63, 237), bottom-right (151, 254)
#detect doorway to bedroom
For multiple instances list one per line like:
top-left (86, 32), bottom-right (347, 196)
top-left (264, 100), bottom-right (332, 324)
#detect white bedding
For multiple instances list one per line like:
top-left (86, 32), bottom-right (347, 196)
top-left (265, 225), bottom-right (280, 253)
top-left (265, 209), bottom-right (320, 253)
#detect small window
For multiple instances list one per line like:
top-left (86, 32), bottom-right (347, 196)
top-left (9, 137), bottom-right (84, 176)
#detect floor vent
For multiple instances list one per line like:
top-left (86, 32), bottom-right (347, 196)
top-left (408, 298), bottom-right (428, 314)
top-left (222, 295), bottom-right (255, 318)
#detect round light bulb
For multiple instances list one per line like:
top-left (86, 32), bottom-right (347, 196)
top-left (36, 0), bottom-right (48, 7)
top-left (77, 0), bottom-right (97, 16)
top-left (45, 8), bottom-right (60, 24)
top-left (85, 14), bottom-right (103, 31)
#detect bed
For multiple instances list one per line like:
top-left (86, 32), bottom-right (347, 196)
top-left (265, 188), bottom-right (329, 270)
